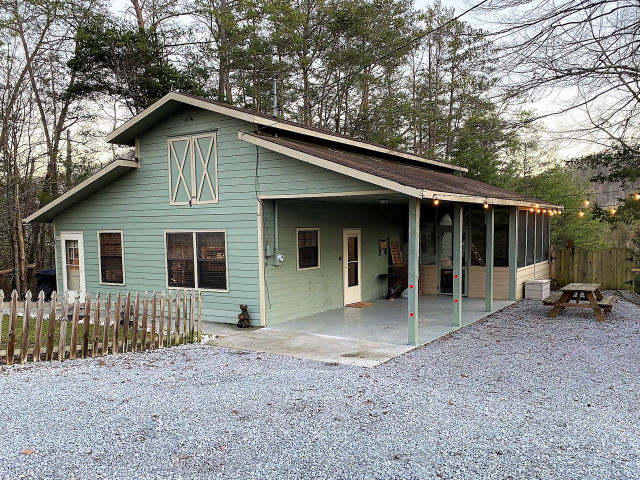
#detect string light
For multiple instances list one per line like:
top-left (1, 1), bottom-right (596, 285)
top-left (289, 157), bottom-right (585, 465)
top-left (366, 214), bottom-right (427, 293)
top-left (583, 196), bottom-right (590, 207)
top-left (535, 203), bottom-right (540, 209)
top-left (433, 195), bottom-right (440, 206)
top-left (610, 206), bottom-right (617, 215)
top-left (529, 206), bottom-right (534, 213)
top-left (635, 193), bottom-right (640, 201)
top-left (578, 210), bottom-right (585, 217)
top-left (483, 198), bottom-right (489, 209)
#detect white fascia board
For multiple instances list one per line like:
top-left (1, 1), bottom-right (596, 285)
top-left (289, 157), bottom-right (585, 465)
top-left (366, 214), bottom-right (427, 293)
top-left (239, 132), bottom-right (423, 198)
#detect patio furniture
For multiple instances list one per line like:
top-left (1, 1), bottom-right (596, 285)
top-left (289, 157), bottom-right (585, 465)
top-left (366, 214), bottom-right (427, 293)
top-left (543, 283), bottom-right (617, 322)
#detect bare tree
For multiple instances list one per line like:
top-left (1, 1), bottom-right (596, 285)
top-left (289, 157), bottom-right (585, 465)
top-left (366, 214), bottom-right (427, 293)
top-left (478, 0), bottom-right (640, 151)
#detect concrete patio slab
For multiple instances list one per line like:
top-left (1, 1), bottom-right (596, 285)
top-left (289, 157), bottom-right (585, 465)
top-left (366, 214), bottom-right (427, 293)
top-left (204, 328), bottom-right (413, 367)
top-left (270, 295), bottom-right (514, 346)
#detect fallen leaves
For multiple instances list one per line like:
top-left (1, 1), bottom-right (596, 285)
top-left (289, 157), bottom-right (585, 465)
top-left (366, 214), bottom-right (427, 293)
top-left (21, 449), bottom-right (34, 455)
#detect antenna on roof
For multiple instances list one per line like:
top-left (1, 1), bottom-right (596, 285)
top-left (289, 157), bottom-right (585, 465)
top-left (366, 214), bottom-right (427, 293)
top-left (272, 74), bottom-right (279, 118)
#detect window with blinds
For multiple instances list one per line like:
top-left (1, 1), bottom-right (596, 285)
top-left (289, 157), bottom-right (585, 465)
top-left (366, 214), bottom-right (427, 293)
top-left (99, 232), bottom-right (124, 284)
top-left (297, 229), bottom-right (320, 270)
top-left (166, 231), bottom-right (228, 290)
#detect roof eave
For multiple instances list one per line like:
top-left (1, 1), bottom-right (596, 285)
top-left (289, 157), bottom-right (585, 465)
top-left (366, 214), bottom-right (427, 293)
top-left (24, 160), bottom-right (139, 224)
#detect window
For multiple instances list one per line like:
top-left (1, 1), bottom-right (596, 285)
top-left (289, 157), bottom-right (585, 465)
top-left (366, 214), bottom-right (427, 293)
top-left (168, 133), bottom-right (218, 205)
top-left (297, 229), bottom-right (320, 270)
top-left (99, 232), bottom-right (124, 285)
top-left (166, 231), bottom-right (228, 291)
top-left (494, 208), bottom-right (510, 267)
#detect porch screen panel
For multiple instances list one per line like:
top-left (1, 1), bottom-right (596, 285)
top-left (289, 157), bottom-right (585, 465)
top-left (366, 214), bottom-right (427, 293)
top-left (197, 232), bottom-right (227, 290)
top-left (166, 233), bottom-right (195, 288)
top-left (99, 232), bottom-right (124, 284)
top-left (298, 230), bottom-right (319, 269)
top-left (526, 212), bottom-right (535, 265)
top-left (517, 210), bottom-right (527, 268)
top-left (542, 215), bottom-right (550, 261)
top-left (535, 213), bottom-right (544, 262)
top-left (493, 208), bottom-right (510, 267)
top-left (470, 207), bottom-right (486, 266)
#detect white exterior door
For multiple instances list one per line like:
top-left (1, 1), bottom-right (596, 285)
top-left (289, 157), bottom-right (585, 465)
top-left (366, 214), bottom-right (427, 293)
top-left (343, 229), bottom-right (362, 305)
top-left (60, 232), bottom-right (86, 302)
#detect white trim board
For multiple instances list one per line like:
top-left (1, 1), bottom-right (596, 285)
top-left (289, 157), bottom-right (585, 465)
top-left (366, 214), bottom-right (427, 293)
top-left (106, 92), bottom-right (466, 173)
top-left (258, 190), bottom-right (393, 200)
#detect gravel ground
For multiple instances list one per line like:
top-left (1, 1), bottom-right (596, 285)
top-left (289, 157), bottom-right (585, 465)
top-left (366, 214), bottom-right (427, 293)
top-left (0, 298), bottom-right (639, 480)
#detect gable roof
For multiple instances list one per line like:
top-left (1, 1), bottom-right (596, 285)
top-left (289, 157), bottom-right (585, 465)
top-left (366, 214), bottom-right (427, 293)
top-left (106, 92), bottom-right (466, 174)
top-left (239, 132), bottom-right (561, 209)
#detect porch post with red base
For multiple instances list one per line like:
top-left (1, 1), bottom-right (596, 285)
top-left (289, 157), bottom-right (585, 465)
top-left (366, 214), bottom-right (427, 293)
top-left (408, 198), bottom-right (420, 346)
top-left (453, 203), bottom-right (463, 327)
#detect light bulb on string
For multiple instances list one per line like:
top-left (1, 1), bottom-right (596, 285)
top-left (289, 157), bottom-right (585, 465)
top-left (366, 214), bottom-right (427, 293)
top-left (483, 198), bottom-right (489, 209)
top-left (583, 196), bottom-right (590, 207)
top-left (578, 211), bottom-right (585, 218)
top-left (433, 195), bottom-right (439, 206)
top-left (610, 206), bottom-right (617, 215)
top-left (635, 193), bottom-right (640, 201)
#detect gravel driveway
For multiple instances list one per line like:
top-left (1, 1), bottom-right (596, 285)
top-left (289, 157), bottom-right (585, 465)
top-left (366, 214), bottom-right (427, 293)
top-left (0, 299), bottom-right (638, 480)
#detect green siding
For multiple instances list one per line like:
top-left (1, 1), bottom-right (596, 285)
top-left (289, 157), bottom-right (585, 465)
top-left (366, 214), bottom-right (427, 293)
top-left (54, 105), bottom-right (385, 325)
top-left (262, 200), bottom-right (402, 325)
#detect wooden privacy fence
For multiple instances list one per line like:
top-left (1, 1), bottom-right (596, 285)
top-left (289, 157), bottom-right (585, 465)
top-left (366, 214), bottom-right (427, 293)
top-left (551, 248), bottom-right (637, 290)
top-left (0, 289), bottom-right (203, 365)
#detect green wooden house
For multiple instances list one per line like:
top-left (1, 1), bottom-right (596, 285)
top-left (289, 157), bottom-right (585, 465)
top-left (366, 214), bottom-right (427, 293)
top-left (26, 92), bottom-right (560, 345)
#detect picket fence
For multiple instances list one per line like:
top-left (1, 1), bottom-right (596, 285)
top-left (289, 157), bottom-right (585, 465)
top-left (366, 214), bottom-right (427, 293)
top-left (0, 289), bottom-right (203, 365)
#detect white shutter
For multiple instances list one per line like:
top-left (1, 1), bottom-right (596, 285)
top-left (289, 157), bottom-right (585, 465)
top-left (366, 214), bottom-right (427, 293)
top-left (193, 133), bottom-right (218, 203)
top-left (168, 136), bottom-right (193, 205)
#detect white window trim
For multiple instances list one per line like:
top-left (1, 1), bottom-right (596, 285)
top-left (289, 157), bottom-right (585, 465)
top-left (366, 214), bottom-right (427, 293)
top-left (97, 230), bottom-right (126, 286)
top-left (164, 229), bottom-right (229, 292)
top-left (167, 132), bottom-right (219, 206)
top-left (296, 228), bottom-right (321, 271)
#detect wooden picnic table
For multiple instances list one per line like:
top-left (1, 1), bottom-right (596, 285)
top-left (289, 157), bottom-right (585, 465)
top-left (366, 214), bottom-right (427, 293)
top-left (543, 283), bottom-right (617, 322)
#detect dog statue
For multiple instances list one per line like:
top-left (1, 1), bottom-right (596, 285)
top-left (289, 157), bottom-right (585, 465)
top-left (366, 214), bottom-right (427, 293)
top-left (237, 304), bottom-right (250, 328)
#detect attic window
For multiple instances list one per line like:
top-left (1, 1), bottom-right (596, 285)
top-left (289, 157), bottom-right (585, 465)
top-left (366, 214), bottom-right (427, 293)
top-left (168, 133), bottom-right (218, 205)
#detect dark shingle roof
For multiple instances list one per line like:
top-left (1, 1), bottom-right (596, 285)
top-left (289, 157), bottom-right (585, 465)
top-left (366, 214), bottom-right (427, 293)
top-left (244, 132), bottom-right (554, 206)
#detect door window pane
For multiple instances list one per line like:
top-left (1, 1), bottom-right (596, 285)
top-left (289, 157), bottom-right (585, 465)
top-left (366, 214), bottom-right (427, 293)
top-left (65, 240), bottom-right (80, 290)
top-left (347, 236), bottom-right (358, 287)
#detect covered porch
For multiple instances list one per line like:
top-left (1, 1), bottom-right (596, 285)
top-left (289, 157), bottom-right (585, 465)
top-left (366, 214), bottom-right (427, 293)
top-left (268, 295), bottom-right (514, 346)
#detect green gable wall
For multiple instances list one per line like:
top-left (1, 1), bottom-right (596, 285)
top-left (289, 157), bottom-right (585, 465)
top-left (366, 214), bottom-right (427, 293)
top-left (53, 105), bottom-right (386, 325)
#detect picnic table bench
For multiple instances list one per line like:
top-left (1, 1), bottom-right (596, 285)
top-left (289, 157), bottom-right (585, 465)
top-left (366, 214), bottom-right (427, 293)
top-left (543, 283), bottom-right (617, 322)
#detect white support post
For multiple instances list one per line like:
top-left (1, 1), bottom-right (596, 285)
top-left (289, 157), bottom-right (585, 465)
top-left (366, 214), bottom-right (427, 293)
top-left (485, 207), bottom-right (495, 312)
top-left (408, 199), bottom-right (420, 346)
top-left (508, 207), bottom-right (518, 301)
top-left (452, 203), bottom-right (463, 327)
